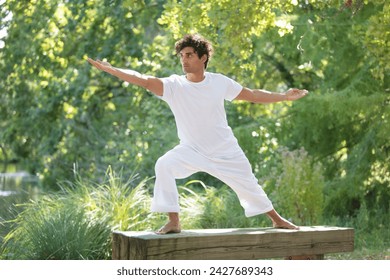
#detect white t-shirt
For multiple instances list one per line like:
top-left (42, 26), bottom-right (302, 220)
top-left (160, 72), bottom-right (243, 157)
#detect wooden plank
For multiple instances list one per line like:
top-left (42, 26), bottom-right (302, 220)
top-left (112, 233), bottom-right (120, 260)
top-left (119, 233), bottom-right (129, 260)
top-left (128, 237), bottom-right (147, 260)
top-left (112, 226), bottom-right (354, 260)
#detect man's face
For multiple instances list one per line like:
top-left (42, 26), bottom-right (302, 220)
top-left (178, 47), bottom-right (206, 74)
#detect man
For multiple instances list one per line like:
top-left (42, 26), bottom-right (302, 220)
top-left (87, 34), bottom-right (307, 234)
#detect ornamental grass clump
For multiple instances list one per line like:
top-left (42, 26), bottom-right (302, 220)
top-left (1, 168), bottom-right (153, 260)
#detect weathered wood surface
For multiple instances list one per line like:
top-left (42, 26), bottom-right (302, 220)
top-left (112, 226), bottom-right (354, 260)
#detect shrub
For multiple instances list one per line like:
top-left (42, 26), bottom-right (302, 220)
top-left (267, 147), bottom-right (325, 225)
top-left (1, 199), bottom-right (111, 260)
top-left (181, 181), bottom-right (270, 229)
top-left (1, 168), bottom-right (154, 260)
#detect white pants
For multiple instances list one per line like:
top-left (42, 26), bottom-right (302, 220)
top-left (151, 145), bottom-right (273, 217)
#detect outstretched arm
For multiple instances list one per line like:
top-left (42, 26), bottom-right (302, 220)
top-left (87, 58), bottom-right (163, 96)
top-left (235, 87), bottom-right (308, 103)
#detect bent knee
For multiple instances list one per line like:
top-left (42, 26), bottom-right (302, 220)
top-left (155, 153), bottom-right (196, 179)
top-left (155, 155), bottom-right (175, 174)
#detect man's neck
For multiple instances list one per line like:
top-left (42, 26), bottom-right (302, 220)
top-left (185, 71), bottom-right (206, 83)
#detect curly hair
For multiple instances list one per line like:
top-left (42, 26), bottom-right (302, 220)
top-left (175, 34), bottom-right (213, 69)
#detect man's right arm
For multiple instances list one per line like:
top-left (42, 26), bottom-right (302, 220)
top-left (87, 58), bottom-right (163, 96)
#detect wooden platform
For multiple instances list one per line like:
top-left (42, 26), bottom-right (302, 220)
top-left (112, 226), bottom-right (354, 260)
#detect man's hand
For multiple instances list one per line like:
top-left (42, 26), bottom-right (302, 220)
top-left (87, 58), bottom-right (114, 74)
top-left (284, 88), bottom-right (308, 101)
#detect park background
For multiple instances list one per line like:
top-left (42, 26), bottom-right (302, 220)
top-left (0, 0), bottom-right (388, 259)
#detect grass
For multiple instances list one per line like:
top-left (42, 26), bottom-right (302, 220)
top-left (327, 249), bottom-right (389, 260)
top-left (1, 168), bottom-right (159, 260)
top-left (1, 168), bottom-right (388, 260)
top-left (3, 200), bottom-right (111, 260)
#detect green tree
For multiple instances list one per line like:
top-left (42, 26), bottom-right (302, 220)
top-left (0, 0), bottom-right (175, 185)
top-left (283, 1), bottom-right (389, 219)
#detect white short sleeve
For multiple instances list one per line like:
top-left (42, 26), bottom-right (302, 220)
top-left (223, 76), bottom-right (243, 101)
top-left (160, 75), bottom-right (179, 103)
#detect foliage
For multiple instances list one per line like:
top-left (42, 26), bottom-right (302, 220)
top-left (1, 168), bottom-right (154, 259)
top-left (0, 0), bottom-right (175, 185)
top-left (2, 199), bottom-right (111, 260)
top-left (158, 0), bottom-right (296, 83)
top-left (360, 0), bottom-right (390, 81)
top-left (179, 180), bottom-right (270, 229)
top-left (266, 147), bottom-right (325, 225)
top-left (280, 2), bottom-right (390, 222)
top-left (324, 201), bottom-right (389, 258)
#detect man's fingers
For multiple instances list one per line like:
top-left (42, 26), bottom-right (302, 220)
top-left (93, 59), bottom-right (111, 67)
top-left (86, 58), bottom-right (102, 65)
top-left (286, 88), bottom-right (308, 101)
top-left (87, 58), bottom-right (112, 73)
top-left (87, 58), bottom-right (104, 70)
top-left (290, 89), bottom-right (308, 96)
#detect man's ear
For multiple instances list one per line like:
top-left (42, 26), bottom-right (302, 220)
top-left (201, 54), bottom-right (207, 63)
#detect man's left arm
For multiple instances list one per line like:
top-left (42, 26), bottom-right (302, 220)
top-left (234, 87), bottom-right (308, 103)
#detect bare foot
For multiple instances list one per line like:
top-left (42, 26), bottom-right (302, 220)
top-left (266, 209), bottom-right (299, 230)
top-left (272, 218), bottom-right (299, 230)
top-left (156, 221), bottom-right (181, 235)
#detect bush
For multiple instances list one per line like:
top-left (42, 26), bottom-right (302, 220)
top-left (1, 167), bottom-right (154, 260)
top-left (266, 147), bottom-right (325, 225)
top-left (179, 181), bottom-right (270, 229)
top-left (1, 199), bottom-right (111, 260)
